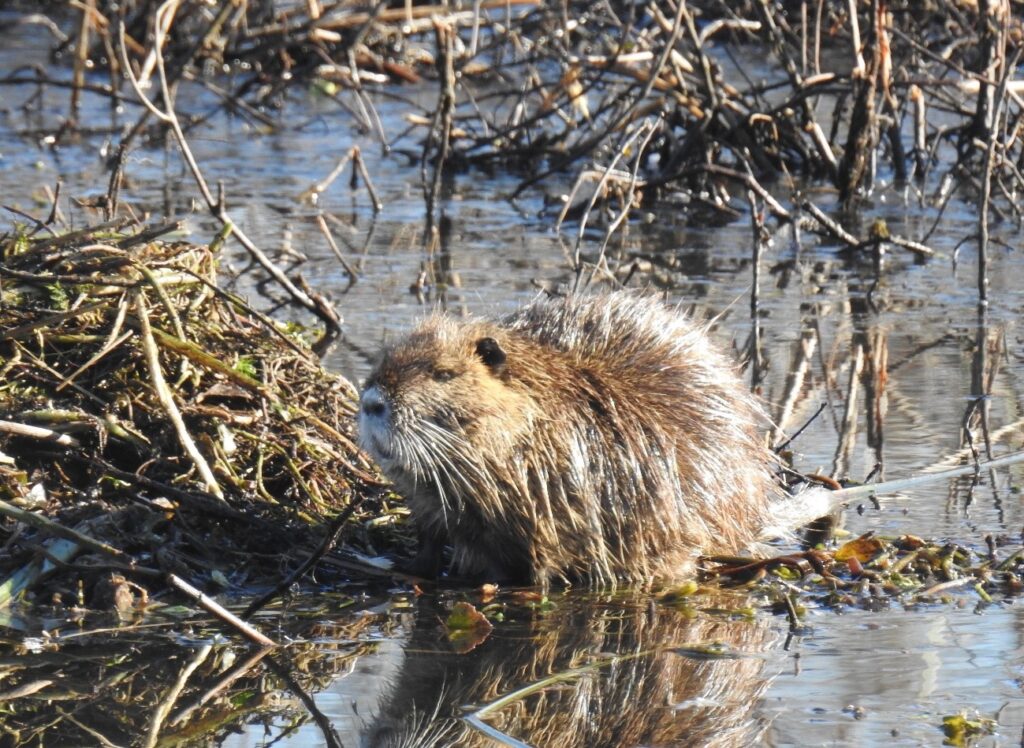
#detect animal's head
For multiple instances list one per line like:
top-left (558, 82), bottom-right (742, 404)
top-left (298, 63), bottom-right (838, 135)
top-left (358, 316), bottom-right (527, 504)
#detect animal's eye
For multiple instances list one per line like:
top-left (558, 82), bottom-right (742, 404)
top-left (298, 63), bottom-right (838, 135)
top-left (432, 368), bottom-right (457, 382)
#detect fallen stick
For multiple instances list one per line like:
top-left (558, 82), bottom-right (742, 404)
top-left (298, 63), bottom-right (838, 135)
top-left (801, 201), bottom-right (935, 257)
top-left (0, 498), bottom-right (133, 562)
top-left (167, 574), bottom-right (276, 647)
top-left (0, 420), bottom-right (80, 448)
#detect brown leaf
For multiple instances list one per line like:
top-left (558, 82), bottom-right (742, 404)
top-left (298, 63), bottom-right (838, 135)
top-left (507, 590), bottom-right (543, 603)
top-left (834, 535), bottom-right (883, 563)
top-left (445, 601), bottom-right (493, 653)
top-left (446, 601), bottom-right (492, 632)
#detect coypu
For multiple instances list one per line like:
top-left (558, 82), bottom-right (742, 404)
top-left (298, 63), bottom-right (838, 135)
top-left (358, 292), bottom-right (784, 586)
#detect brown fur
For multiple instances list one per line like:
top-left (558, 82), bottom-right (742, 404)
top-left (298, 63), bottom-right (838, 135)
top-left (358, 292), bottom-right (779, 586)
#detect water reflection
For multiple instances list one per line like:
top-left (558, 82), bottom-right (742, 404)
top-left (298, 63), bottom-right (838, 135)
top-left (0, 602), bottom-right (389, 747)
top-left (364, 594), bottom-right (779, 748)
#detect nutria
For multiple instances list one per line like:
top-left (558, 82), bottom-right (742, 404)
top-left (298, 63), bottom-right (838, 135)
top-left (358, 292), bottom-right (782, 586)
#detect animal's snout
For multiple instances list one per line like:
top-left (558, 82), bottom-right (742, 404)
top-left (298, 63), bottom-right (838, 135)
top-left (360, 386), bottom-right (388, 419)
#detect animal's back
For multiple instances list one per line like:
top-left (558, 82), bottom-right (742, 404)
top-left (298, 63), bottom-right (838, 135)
top-left (505, 292), bottom-right (709, 367)
top-left (505, 293), bottom-right (776, 579)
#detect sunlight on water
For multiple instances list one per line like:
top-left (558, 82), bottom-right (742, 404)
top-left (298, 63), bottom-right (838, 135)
top-left (2, 14), bottom-right (1023, 748)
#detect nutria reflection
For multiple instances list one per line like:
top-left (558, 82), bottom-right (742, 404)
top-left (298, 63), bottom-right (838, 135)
top-left (365, 595), bottom-right (780, 747)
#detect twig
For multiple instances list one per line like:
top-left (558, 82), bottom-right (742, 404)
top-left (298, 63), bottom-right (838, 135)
top-left (423, 19), bottom-right (456, 237)
top-left (352, 146), bottom-right (383, 212)
top-left (45, 179), bottom-right (63, 227)
top-left (134, 289), bottom-right (225, 500)
top-left (0, 498), bottom-right (136, 563)
top-left (104, 142), bottom-right (127, 221)
top-left (242, 493), bottom-right (370, 620)
top-left (166, 574), bottom-right (276, 647)
top-left (570, 123), bottom-right (651, 291)
top-left (975, 45), bottom-right (1019, 304)
top-left (747, 188), bottom-right (764, 388)
top-left (143, 643), bottom-right (213, 748)
top-left (801, 201), bottom-right (935, 258)
top-left (587, 119), bottom-right (659, 288)
top-left (263, 657), bottom-right (342, 748)
top-left (774, 402), bottom-right (828, 453)
top-left (117, 14), bottom-right (340, 335)
top-left (315, 214), bottom-right (358, 282)
top-left (168, 647), bottom-right (273, 727)
top-left (80, 455), bottom-right (281, 528)
top-left (299, 147), bottom-right (355, 204)
top-left (178, 268), bottom-right (316, 362)
top-left (0, 681), bottom-right (55, 702)
top-left (0, 419), bottom-right (80, 448)
top-left (56, 297), bottom-right (131, 391)
top-left (465, 650), bottom-right (650, 744)
top-left (918, 577), bottom-right (976, 598)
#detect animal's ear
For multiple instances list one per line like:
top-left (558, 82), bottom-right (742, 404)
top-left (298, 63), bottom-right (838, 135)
top-left (474, 337), bottom-right (506, 372)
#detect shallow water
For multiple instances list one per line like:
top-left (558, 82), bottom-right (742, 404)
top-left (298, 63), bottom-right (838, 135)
top-left (2, 13), bottom-right (1024, 747)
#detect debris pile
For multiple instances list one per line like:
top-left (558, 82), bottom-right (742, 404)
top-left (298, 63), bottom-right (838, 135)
top-left (0, 222), bottom-right (401, 610)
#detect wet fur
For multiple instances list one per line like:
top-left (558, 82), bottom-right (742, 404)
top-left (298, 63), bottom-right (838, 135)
top-left (359, 292), bottom-right (779, 586)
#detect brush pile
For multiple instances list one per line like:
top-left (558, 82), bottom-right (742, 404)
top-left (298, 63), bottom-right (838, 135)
top-left (0, 220), bottom-right (400, 610)
top-left (11, 1), bottom-right (1020, 214)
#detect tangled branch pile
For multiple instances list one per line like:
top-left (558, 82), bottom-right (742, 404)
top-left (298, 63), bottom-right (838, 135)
top-left (13, 1), bottom-right (1023, 216)
top-left (0, 221), bottom-right (398, 609)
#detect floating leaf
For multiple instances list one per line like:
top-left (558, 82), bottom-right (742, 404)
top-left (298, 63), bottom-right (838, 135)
top-left (503, 591), bottom-right (555, 611)
top-left (835, 536), bottom-right (884, 563)
top-left (445, 601), bottom-right (493, 653)
top-left (446, 601), bottom-right (491, 631)
top-left (659, 580), bottom-right (699, 602)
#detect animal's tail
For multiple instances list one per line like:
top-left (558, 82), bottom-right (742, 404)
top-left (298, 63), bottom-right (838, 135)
top-left (759, 448), bottom-right (1024, 542)
top-left (759, 485), bottom-right (844, 542)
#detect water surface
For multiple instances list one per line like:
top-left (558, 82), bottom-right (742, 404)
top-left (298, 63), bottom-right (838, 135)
top-left (2, 14), bottom-right (1023, 746)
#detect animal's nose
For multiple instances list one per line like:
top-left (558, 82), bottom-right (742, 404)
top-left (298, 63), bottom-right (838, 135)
top-left (361, 387), bottom-right (387, 418)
